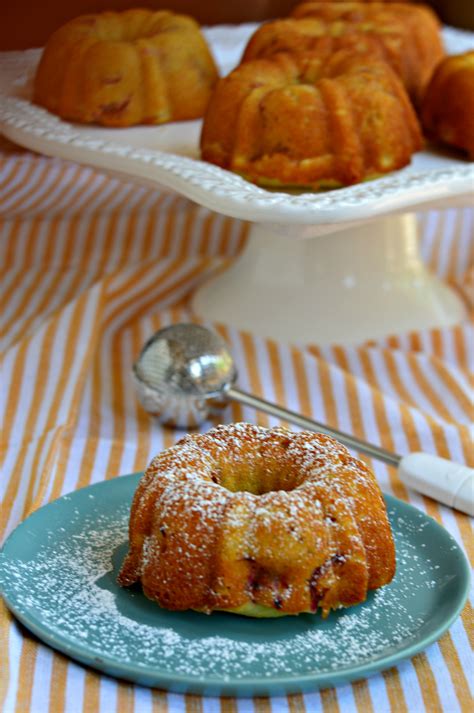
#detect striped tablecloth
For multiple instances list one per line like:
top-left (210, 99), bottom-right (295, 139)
top-left (1, 144), bottom-right (473, 713)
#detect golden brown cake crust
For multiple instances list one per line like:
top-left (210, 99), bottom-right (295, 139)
top-left (421, 51), bottom-right (474, 160)
top-left (200, 50), bottom-right (422, 189)
top-left (33, 9), bottom-right (218, 127)
top-left (118, 423), bottom-right (396, 616)
top-left (288, 2), bottom-right (444, 106)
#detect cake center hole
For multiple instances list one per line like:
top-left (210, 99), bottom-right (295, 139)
top-left (217, 464), bottom-right (299, 495)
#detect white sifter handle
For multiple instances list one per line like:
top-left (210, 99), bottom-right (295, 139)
top-left (398, 453), bottom-right (474, 516)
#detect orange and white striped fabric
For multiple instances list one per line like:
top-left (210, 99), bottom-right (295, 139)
top-left (1, 145), bottom-right (473, 713)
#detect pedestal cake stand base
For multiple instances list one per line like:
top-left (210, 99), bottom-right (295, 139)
top-left (192, 214), bottom-right (466, 345)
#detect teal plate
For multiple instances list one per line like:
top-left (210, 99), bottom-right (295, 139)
top-left (0, 473), bottom-right (470, 697)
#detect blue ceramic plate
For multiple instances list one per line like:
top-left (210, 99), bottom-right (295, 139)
top-left (0, 473), bottom-right (470, 697)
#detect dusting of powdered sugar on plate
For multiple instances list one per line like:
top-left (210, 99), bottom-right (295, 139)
top-left (0, 493), bottom-right (455, 683)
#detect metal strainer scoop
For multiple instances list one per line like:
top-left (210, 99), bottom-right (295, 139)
top-left (133, 323), bottom-right (473, 515)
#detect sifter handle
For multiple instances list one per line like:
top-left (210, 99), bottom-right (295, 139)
top-left (398, 453), bottom-right (474, 516)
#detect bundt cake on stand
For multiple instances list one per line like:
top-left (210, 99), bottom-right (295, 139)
top-left (200, 49), bottom-right (422, 189)
top-left (421, 51), bottom-right (474, 159)
top-left (245, 3), bottom-right (445, 107)
top-left (33, 9), bottom-right (219, 127)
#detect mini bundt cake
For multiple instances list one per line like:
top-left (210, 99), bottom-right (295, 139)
top-left (421, 51), bottom-right (474, 160)
top-left (33, 9), bottom-right (219, 127)
top-left (200, 50), bottom-right (422, 189)
top-left (285, 2), bottom-right (444, 106)
top-left (242, 20), bottom-right (420, 101)
top-left (118, 423), bottom-right (396, 617)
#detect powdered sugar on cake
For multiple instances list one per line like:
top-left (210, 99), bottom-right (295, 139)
top-left (118, 422), bottom-right (395, 616)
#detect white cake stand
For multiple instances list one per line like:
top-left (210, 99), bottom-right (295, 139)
top-left (1, 26), bottom-right (473, 344)
top-left (192, 213), bottom-right (468, 344)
